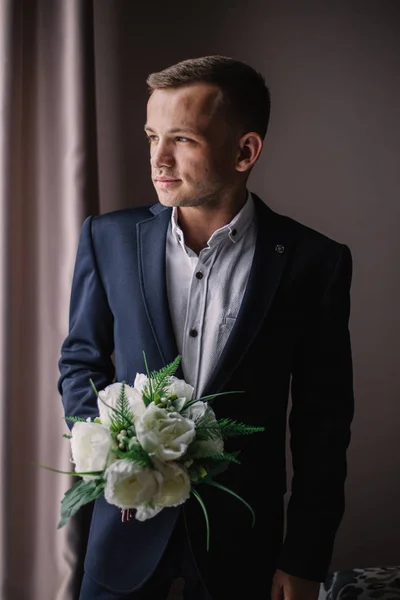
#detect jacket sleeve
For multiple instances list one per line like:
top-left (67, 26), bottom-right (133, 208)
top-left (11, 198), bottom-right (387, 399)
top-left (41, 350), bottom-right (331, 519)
top-left (277, 244), bottom-right (355, 582)
top-left (57, 216), bottom-right (115, 428)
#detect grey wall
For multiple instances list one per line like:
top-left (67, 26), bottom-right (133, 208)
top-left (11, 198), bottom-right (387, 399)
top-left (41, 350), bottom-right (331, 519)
top-left (93, 0), bottom-right (400, 571)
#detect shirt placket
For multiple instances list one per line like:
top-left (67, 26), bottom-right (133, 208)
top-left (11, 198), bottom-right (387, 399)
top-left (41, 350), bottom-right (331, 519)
top-left (181, 245), bottom-right (218, 397)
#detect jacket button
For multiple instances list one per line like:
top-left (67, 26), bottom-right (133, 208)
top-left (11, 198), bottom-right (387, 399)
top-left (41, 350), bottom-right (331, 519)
top-left (189, 329), bottom-right (198, 338)
top-left (275, 244), bottom-right (285, 254)
top-left (195, 271), bottom-right (203, 280)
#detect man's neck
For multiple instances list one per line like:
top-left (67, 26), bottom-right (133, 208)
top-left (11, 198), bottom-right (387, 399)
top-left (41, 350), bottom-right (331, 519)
top-left (176, 191), bottom-right (248, 254)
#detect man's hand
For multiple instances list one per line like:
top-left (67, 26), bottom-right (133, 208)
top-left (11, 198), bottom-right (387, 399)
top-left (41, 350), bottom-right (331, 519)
top-left (271, 569), bottom-right (320, 600)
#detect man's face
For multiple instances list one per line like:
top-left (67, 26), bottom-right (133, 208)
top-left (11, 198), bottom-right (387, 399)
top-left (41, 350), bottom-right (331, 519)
top-left (145, 83), bottom-right (240, 208)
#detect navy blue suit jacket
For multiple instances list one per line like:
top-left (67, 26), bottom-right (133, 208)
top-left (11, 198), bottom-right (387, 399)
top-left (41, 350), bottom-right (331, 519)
top-left (58, 194), bottom-right (354, 597)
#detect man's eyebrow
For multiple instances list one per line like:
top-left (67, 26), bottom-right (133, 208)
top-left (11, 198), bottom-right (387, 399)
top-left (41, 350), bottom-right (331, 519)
top-left (144, 126), bottom-right (203, 136)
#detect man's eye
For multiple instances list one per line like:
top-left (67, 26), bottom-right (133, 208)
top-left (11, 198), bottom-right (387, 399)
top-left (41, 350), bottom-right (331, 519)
top-left (146, 136), bottom-right (158, 143)
top-left (176, 137), bottom-right (190, 142)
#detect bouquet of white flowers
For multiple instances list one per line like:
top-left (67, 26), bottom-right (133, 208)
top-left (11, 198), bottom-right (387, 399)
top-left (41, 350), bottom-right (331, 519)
top-left (44, 354), bottom-right (264, 549)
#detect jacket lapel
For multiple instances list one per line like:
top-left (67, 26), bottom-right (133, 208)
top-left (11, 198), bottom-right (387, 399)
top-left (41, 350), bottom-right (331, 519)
top-left (137, 204), bottom-right (184, 378)
top-left (201, 195), bottom-right (295, 397)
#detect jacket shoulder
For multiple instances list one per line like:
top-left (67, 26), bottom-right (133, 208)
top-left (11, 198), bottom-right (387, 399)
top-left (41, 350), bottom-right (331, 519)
top-left (92, 203), bottom-right (158, 226)
top-left (276, 210), bottom-right (346, 249)
top-left (254, 194), bottom-right (349, 253)
top-left (269, 208), bottom-right (351, 264)
top-left (257, 199), bottom-right (352, 282)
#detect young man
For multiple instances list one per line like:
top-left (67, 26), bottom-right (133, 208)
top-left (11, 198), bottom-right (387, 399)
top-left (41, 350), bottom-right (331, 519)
top-left (58, 56), bottom-right (354, 600)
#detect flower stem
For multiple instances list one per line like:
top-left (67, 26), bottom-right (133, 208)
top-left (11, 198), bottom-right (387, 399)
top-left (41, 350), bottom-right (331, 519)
top-left (204, 480), bottom-right (255, 527)
top-left (191, 488), bottom-right (210, 551)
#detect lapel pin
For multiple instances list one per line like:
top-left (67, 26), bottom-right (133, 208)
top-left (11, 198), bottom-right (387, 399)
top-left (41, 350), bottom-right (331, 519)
top-left (275, 244), bottom-right (285, 254)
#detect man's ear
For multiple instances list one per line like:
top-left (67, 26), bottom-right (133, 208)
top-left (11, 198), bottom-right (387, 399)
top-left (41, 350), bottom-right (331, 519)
top-left (235, 132), bottom-right (263, 174)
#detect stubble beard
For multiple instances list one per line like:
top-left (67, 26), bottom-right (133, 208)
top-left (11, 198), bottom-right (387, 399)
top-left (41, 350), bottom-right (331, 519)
top-left (157, 184), bottom-right (226, 210)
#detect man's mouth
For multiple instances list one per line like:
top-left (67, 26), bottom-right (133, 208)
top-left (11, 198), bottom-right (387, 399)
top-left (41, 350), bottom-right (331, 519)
top-left (155, 177), bottom-right (180, 182)
top-left (154, 178), bottom-right (181, 188)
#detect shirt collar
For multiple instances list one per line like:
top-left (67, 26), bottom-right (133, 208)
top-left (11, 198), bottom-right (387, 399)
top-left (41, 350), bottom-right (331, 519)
top-left (171, 191), bottom-right (255, 249)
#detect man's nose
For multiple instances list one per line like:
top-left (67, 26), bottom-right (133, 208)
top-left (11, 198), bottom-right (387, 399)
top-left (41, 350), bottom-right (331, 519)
top-left (151, 141), bottom-right (175, 169)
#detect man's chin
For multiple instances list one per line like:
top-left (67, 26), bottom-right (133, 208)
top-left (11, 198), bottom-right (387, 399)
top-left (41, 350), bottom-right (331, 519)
top-left (157, 194), bottom-right (182, 207)
top-left (156, 191), bottom-right (187, 208)
top-left (154, 187), bottom-right (208, 208)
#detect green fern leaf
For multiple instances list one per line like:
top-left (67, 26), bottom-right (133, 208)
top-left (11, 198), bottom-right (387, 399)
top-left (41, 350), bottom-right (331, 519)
top-left (111, 446), bottom-right (153, 469)
top-left (97, 382), bottom-right (135, 432)
top-left (205, 452), bottom-right (241, 464)
top-left (142, 353), bottom-right (182, 404)
top-left (189, 450), bottom-right (241, 482)
top-left (116, 382), bottom-right (134, 424)
top-left (64, 416), bottom-right (86, 423)
top-left (197, 418), bottom-right (264, 439)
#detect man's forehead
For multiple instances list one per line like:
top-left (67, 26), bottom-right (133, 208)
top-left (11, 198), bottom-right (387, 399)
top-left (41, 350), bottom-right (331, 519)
top-left (147, 83), bottom-right (222, 117)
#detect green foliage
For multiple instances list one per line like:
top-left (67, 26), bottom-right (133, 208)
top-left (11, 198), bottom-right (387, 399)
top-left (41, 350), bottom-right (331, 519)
top-left (95, 381), bottom-right (135, 433)
top-left (90, 379), bottom-right (99, 398)
top-left (196, 417), bottom-right (264, 439)
top-left (191, 488), bottom-right (210, 551)
top-left (191, 410), bottom-right (220, 441)
top-left (108, 382), bottom-right (135, 432)
top-left (64, 416), bottom-right (86, 423)
top-left (204, 452), bottom-right (241, 465)
top-left (142, 353), bottom-right (182, 406)
top-left (117, 382), bottom-right (133, 419)
top-left (38, 463), bottom-right (104, 477)
top-left (111, 445), bottom-right (153, 469)
top-left (203, 480), bottom-right (256, 527)
top-left (188, 450), bottom-right (241, 483)
top-left (191, 476), bottom-right (256, 551)
top-left (181, 390), bottom-right (244, 413)
top-left (142, 352), bottom-right (153, 406)
top-left (62, 434), bottom-right (72, 439)
top-left (187, 462), bottom-right (208, 482)
top-left (58, 478), bottom-right (105, 529)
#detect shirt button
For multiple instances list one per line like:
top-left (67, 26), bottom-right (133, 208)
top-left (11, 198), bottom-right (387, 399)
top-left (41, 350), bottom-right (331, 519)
top-left (195, 271), bottom-right (203, 279)
top-left (231, 229), bottom-right (237, 236)
top-left (189, 329), bottom-right (198, 338)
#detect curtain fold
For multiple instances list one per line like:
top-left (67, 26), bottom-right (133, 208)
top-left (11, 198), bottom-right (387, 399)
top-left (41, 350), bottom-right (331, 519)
top-left (0, 1), bottom-right (99, 598)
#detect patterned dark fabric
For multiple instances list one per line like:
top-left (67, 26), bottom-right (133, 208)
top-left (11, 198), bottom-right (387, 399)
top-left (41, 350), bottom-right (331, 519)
top-left (319, 567), bottom-right (400, 600)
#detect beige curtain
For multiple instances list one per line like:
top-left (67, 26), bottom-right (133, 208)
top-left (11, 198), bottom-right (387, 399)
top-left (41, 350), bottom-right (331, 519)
top-left (0, 1), bottom-right (99, 598)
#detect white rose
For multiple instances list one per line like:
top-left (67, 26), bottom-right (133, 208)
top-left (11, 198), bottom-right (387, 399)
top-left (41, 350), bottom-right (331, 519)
top-left (135, 460), bottom-right (191, 522)
top-left (185, 401), bottom-right (219, 430)
top-left (97, 382), bottom-right (145, 427)
top-left (166, 376), bottom-right (194, 402)
top-left (184, 400), bottom-right (207, 420)
top-left (134, 503), bottom-right (163, 521)
top-left (104, 459), bottom-right (162, 509)
top-left (153, 460), bottom-right (191, 507)
top-left (135, 403), bottom-right (196, 461)
top-left (70, 422), bottom-right (112, 481)
top-left (133, 373), bottom-right (149, 393)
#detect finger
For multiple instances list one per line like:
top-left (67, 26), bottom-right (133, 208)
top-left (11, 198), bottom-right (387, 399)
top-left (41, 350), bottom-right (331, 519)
top-left (270, 580), bottom-right (284, 600)
top-left (166, 577), bottom-right (185, 600)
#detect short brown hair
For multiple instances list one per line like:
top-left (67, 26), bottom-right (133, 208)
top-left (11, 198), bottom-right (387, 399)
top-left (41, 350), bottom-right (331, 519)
top-left (146, 55), bottom-right (271, 140)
